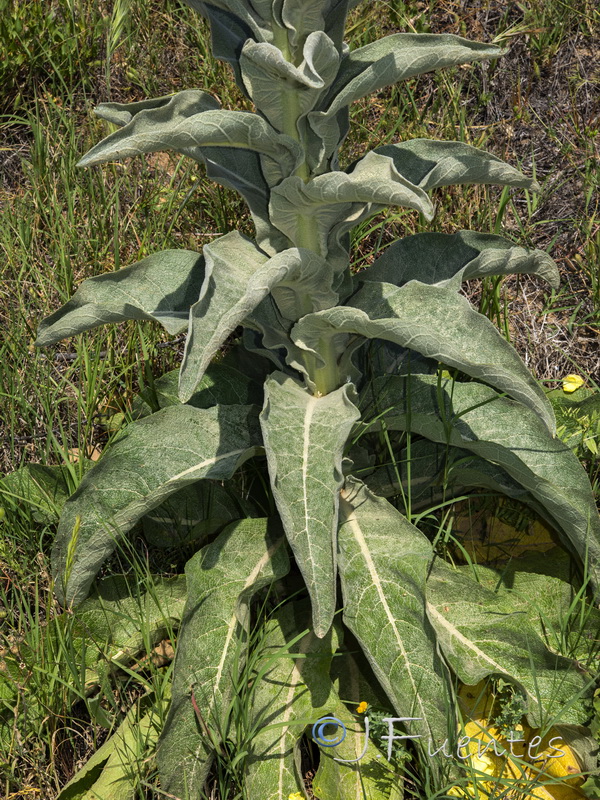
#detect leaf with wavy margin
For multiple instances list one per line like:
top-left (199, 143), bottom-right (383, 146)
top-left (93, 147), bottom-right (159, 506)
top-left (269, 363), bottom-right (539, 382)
top-left (337, 479), bottom-right (453, 769)
top-left (36, 250), bottom-right (204, 346)
top-left (426, 559), bottom-right (591, 726)
top-left (370, 374), bottom-right (600, 593)
top-left (52, 403), bottom-right (262, 606)
top-left (291, 280), bottom-right (555, 431)
top-left (373, 140), bottom-right (538, 191)
top-left (158, 518), bottom-right (289, 797)
top-left (357, 230), bottom-right (559, 291)
top-left (260, 373), bottom-right (360, 636)
top-left (245, 601), bottom-right (339, 799)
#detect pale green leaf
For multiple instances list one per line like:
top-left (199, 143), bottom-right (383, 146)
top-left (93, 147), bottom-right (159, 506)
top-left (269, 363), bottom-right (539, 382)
top-left (36, 250), bottom-right (204, 346)
top-left (291, 280), bottom-right (555, 431)
top-left (260, 373), bottom-right (360, 636)
top-left (314, 650), bottom-right (404, 800)
top-left (74, 575), bottom-right (187, 671)
top-left (372, 374), bottom-right (600, 592)
top-left (277, 0), bottom-right (355, 54)
top-left (78, 92), bottom-right (303, 183)
top-left (0, 463), bottom-right (80, 523)
top-left (132, 361), bottom-right (263, 419)
top-left (358, 230), bottom-right (559, 290)
top-left (426, 559), bottom-right (591, 725)
top-left (374, 139), bottom-right (538, 191)
top-left (451, 551), bottom-right (600, 667)
top-left (240, 33), bottom-right (339, 131)
top-left (322, 34), bottom-right (504, 116)
top-left (178, 234), bottom-right (336, 401)
top-left (94, 92), bottom-right (220, 127)
top-left (94, 93), bottom-right (287, 252)
top-left (307, 34), bottom-right (504, 170)
top-left (157, 518), bottom-right (290, 796)
top-left (52, 403), bottom-right (263, 607)
top-left (337, 480), bottom-right (453, 767)
top-left (57, 694), bottom-right (166, 800)
top-left (269, 152), bottom-right (433, 261)
top-left (245, 601), bottom-right (339, 800)
top-left (141, 480), bottom-right (255, 548)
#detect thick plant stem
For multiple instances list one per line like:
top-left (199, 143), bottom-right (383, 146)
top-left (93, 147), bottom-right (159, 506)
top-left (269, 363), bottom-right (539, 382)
top-left (272, 22), bottom-right (341, 396)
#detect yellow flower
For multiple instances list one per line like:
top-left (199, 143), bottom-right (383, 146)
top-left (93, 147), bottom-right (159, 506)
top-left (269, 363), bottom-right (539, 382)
top-left (288, 793), bottom-right (303, 800)
top-left (562, 374), bottom-right (585, 393)
top-left (356, 701), bottom-right (368, 713)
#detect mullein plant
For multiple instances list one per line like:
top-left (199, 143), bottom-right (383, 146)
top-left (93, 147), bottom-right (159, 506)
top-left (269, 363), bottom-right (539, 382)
top-left (36, 0), bottom-right (600, 797)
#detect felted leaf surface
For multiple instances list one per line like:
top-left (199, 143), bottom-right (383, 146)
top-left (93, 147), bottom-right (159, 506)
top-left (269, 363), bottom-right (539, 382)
top-left (426, 559), bottom-right (590, 726)
top-left (337, 480), bottom-right (452, 765)
top-left (269, 151), bottom-right (433, 259)
top-left (260, 372), bottom-right (360, 637)
top-left (0, 463), bottom-right (81, 522)
top-left (157, 518), bottom-right (289, 797)
top-left (292, 280), bottom-right (555, 431)
top-left (74, 575), bottom-right (187, 671)
top-left (374, 140), bottom-right (538, 191)
top-left (451, 550), bottom-right (600, 666)
top-left (307, 34), bottom-right (504, 170)
top-left (372, 375), bottom-right (600, 592)
top-left (358, 231), bottom-right (559, 291)
top-left (132, 361), bottom-right (263, 420)
top-left (322, 34), bottom-right (504, 115)
top-left (179, 234), bottom-right (336, 401)
top-left (314, 650), bottom-right (404, 800)
top-left (141, 480), bottom-right (256, 548)
top-left (240, 32), bottom-right (339, 131)
top-left (52, 403), bottom-right (263, 607)
top-left (94, 89), bottom-right (220, 127)
top-left (57, 695), bottom-right (165, 800)
top-left (36, 250), bottom-right (205, 346)
top-left (78, 92), bottom-right (302, 182)
top-left (245, 602), bottom-right (339, 800)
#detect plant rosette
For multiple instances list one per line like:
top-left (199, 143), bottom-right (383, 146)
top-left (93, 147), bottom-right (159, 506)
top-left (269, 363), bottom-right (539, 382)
top-left (35, 0), bottom-right (600, 796)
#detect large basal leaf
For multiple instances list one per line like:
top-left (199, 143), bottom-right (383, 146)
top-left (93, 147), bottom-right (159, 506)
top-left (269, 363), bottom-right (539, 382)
top-left (57, 693), bottom-right (166, 800)
top-left (52, 403), bottom-right (263, 607)
top-left (291, 279), bottom-right (555, 431)
top-left (132, 362), bottom-right (264, 420)
top-left (357, 230), bottom-right (559, 291)
top-left (74, 575), bottom-right (187, 674)
top-left (245, 602), bottom-right (339, 800)
top-left (157, 518), bottom-right (289, 797)
top-left (141, 479), bottom-right (256, 548)
top-left (337, 479), bottom-right (453, 767)
top-left (372, 374), bottom-right (600, 592)
top-left (314, 649), bottom-right (404, 800)
top-left (178, 234), bottom-right (336, 402)
top-left (259, 372), bottom-right (360, 637)
top-left (426, 559), bottom-right (591, 726)
top-left (373, 139), bottom-right (538, 192)
top-left (0, 463), bottom-right (83, 523)
top-left (240, 32), bottom-right (339, 132)
top-left (307, 34), bottom-right (504, 170)
top-left (450, 549), bottom-right (600, 667)
top-left (36, 250), bottom-right (205, 346)
top-left (78, 92), bottom-right (302, 182)
top-left (269, 151), bottom-right (433, 259)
